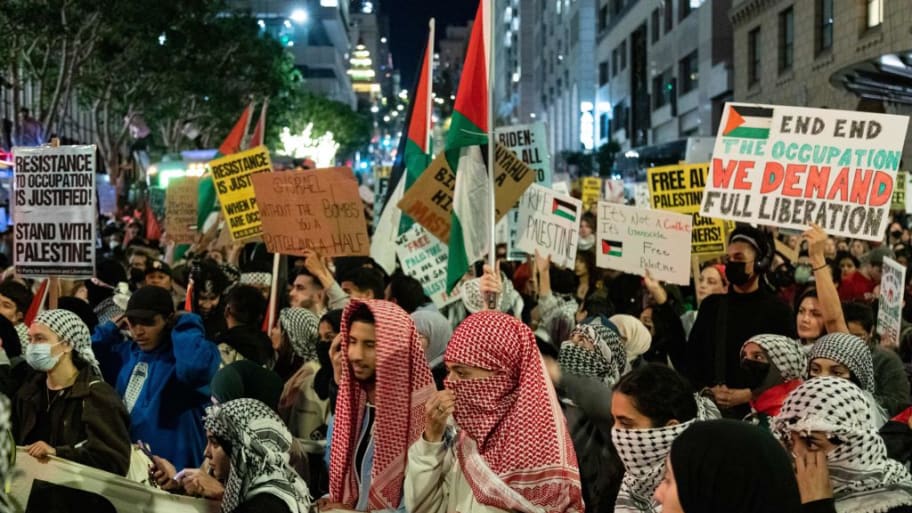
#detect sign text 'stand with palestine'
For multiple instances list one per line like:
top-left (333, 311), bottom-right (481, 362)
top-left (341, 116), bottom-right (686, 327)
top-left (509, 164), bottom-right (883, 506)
top-left (701, 103), bottom-right (909, 241)
top-left (14, 145), bottom-right (96, 278)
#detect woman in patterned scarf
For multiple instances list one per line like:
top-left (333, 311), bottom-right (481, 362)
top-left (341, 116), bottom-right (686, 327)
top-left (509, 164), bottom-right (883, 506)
top-left (0, 394), bottom-right (14, 513)
top-left (774, 377), bottom-right (912, 513)
top-left (271, 307), bottom-right (320, 382)
top-left (611, 363), bottom-right (720, 513)
top-left (406, 311), bottom-right (584, 513)
top-left (808, 332), bottom-right (889, 427)
top-left (740, 334), bottom-right (807, 425)
top-left (203, 398), bottom-right (311, 513)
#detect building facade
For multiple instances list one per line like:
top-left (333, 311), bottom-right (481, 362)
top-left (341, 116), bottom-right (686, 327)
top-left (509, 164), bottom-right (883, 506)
top-left (595, 0), bottom-right (733, 152)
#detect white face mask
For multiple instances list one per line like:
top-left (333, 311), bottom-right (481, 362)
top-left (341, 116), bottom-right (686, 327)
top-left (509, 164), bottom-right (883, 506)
top-left (109, 240), bottom-right (121, 250)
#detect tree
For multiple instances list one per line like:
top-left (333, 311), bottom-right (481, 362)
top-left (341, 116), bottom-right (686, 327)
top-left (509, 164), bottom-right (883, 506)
top-left (270, 90), bottom-right (372, 159)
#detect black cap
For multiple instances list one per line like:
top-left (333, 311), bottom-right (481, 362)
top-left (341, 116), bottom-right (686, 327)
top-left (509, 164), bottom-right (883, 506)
top-left (125, 286), bottom-right (175, 320)
top-left (145, 260), bottom-right (172, 278)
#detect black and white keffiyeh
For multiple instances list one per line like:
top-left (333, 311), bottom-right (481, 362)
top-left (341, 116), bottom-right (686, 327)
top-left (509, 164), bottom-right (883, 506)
top-left (33, 310), bottom-right (101, 375)
top-left (774, 377), bottom-right (912, 513)
top-left (240, 272), bottom-right (272, 288)
top-left (746, 334), bottom-right (807, 381)
top-left (558, 324), bottom-right (626, 385)
top-left (0, 394), bottom-right (13, 513)
top-left (278, 307), bottom-right (319, 362)
top-left (808, 333), bottom-right (875, 393)
top-left (461, 272), bottom-right (524, 316)
top-left (204, 398), bottom-right (311, 513)
top-left (612, 394), bottom-right (720, 513)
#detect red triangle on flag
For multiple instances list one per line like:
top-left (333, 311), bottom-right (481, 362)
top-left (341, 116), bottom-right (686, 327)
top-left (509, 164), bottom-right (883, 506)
top-left (722, 106), bottom-right (745, 136)
top-left (219, 104), bottom-right (254, 156)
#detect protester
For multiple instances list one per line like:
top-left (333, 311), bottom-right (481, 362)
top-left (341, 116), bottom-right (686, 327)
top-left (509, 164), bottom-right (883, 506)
top-left (609, 314), bottom-right (652, 368)
top-left (87, 258), bottom-right (129, 324)
top-left (387, 272), bottom-right (434, 314)
top-left (410, 310), bottom-right (452, 389)
top-left (0, 394), bottom-right (13, 513)
top-left (313, 309), bottom-right (343, 411)
top-left (534, 252), bottom-right (579, 346)
top-left (212, 360), bottom-right (283, 411)
top-left (685, 225), bottom-right (796, 417)
top-left (0, 280), bottom-right (33, 349)
top-left (14, 310), bottom-right (131, 475)
top-left (405, 311), bottom-right (584, 513)
top-left (200, 398), bottom-right (312, 512)
top-left (289, 268), bottom-right (327, 317)
top-left (775, 377), bottom-right (912, 512)
top-left (611, 363), bottom-right (720, 513)
top-left (218, 284), bottom-right (274, 367)
top-left (145, 259), bottom-right (173, 291)
top-left (739, 334), bottom-right (806, 426)
top-left (680, 264), bottom-right (727, 338)
top-left (655, 419), bottom-right (802, 513)
top-left (92, 285), bottom-right (221, 469)
top-left (189, 259), bottom-right (231, 340)
top-left (322, 300), bottom-right (434, 512)
top-left (239, 266), bottom-right (273, 301)
top-left (272, 307), bottom-right (319, 381)
top-left (574, 249), bottom-right (600, 303)
top-left (578, 212), bottom-right (596, 251)
top-left (808, 333), bottom-right (889, 427)
top-left (640, 273), bottom-right (686, 365)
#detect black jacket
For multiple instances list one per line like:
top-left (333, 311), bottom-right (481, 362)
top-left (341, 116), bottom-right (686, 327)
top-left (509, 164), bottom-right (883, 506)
top-left (13, 368), bottom-right (132, 476)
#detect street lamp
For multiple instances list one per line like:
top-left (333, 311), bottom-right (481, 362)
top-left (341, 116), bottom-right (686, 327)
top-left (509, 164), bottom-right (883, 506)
top-left (290, 8), bottom-right (308, 23)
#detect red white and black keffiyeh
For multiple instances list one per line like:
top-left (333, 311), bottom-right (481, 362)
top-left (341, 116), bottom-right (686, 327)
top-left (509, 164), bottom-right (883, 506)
top-left (444, 311), bottom-right (584, 513)
top-left (774, 377), bottom-right (912, 513)
top-left (329, 300), bottom-right (435, 511)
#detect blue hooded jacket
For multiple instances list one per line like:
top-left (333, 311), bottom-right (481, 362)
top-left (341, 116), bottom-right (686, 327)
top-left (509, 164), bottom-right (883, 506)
top-left (91, 313), bottom-right (220, 469)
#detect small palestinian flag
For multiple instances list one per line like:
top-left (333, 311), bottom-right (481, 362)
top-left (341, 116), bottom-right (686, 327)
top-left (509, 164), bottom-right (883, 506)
top-left (602, 239), bottom-right (623, 257)
top-left (722, 105), bottom-right (773, 139)
top-left (552, 197), bottom-right (577, 222)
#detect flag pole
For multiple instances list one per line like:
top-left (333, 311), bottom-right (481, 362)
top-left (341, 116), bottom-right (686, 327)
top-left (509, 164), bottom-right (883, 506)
top-left (427, 18), bottom-right (435, 155)
top-left (484, 0), bottom-right (497, 308)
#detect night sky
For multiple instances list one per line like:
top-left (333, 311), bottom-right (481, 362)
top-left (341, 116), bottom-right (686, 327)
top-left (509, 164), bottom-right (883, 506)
top-left (379, 0), bottom-right (475, 87)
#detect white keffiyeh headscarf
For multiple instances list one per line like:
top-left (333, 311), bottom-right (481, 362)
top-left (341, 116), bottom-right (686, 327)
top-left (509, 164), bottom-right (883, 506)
top-left (609, 314), bottom-right (652, 363)
top-left (33, 310), bottom-right (101, 376)
top-left (774, 377), bottom-right (912, 513)
top-left (612, 394), bottom-right (720, 513)
top-left (240, 272), bottom-right (272, 288)
top-left (746, 334), bottom-right (807, 381)
top-left (204, 398), bottom-right (311, 513)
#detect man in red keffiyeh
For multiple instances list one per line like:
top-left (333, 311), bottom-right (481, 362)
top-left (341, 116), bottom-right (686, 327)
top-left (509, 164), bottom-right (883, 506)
top-left (323, 300), bottom-right (435, 512)
top-left (404, 310), bottom-right (584, 513)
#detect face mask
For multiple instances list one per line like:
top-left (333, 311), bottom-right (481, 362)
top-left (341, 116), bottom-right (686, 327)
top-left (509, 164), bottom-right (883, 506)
top-left (891, 230), bottom-right (903, 240)
top-left (739, 359), bottom-right (771, 390)
top-left (558, 341), bottom-right (609, 380)
top-left (768, 264), bottom-right (795, 289)
top-left (794, 264), bottom-right (812, 284)
top-left (26, 342), bottom-right (63, 371)
top-left (130, 268), bottom-right (145, 284)
top-left (725, 261), bottom-right (754, 286)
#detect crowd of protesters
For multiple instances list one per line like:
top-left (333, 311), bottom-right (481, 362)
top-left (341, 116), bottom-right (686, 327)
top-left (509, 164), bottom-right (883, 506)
top-left (0, 203), bottom-right (911, 513)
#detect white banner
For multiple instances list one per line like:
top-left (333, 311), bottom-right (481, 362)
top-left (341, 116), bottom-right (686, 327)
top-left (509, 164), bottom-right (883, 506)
top-left (877, 256), bottom-right (906, 348)
top-left (515, 183), bottom-right (582, 269)
top-left (396, 224), bottom-right (460, 308)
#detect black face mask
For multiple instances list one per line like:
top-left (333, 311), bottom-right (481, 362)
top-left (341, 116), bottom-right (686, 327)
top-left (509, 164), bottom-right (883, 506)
top-left (130, 268), bottom-right (146, 285)
top-left (725, 261), bottom-right (754, 286)
top-left (891, 230), bottom-right (903, 240)
top-left (740, 359), bottom-right (771, 390)
top-left (768, 263), bottom-right (795, 289)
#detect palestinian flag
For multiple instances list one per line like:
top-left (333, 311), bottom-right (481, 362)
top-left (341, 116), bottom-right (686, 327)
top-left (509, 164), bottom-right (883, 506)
top-left (552, 197), bottom-right (577, 222)
top-left (722, 104), bottom-right (773, 139)
top-left (446, 0), bottom-right (492, 291)
top-left (196, 103), bottom-right (255, 231)
top-left (602, 239), bottom-right (623, 257)
top-left (371, 20), bottom-right (435, 274)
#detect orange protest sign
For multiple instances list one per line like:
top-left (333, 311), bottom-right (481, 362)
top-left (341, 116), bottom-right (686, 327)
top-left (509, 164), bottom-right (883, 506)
top-left (252, 167), bottom-right (370, 257)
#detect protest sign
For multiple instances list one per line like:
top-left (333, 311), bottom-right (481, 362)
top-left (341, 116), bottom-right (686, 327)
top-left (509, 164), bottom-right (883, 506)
top-left (648, 163), bottom-right (731, 255)
top-left (97, 177), bottom-right (117, 215)
top-left (581, 176), bottom-right (602, 211)
top-left (252, 167), bottom-right (370, 257)
top-left (603, 179), bottom-right (625, 204)
top-left (209, 145), bottom-right (272, 241)
top-left (634, 182), bottom-right (651, 209)
top-left (396, 224), bottom-right (460, 308)
top-left (553, 181), bottom-right (570, 195)
top-left (495, 122), bottom-right (551, 186)
top-left (373, 165), bottom-right (392, 226)
top-left (148, 186), bottom-right (166, 219)
top-left (701, 103), bottom-right (909, 241)
top-left (515, 184), bottom-right (582, 268)
top-left (397, 143), bottom-right (536, 243)
top-left (13, 145), bottom-right (96, 278)
top-left (165, 177), bottom-right (201, 243)
top-left (595, 201), bottom-right (693, 285)
top-left (877, 256), bottom-right (906, 348)
top-left (892, 170), bottom-right (906, 211)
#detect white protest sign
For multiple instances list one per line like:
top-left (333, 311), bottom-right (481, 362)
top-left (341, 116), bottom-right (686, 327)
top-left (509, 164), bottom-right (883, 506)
top-left (13, 145), bottom-right (96, 278)
top-left (595, 201), bottom-right (693, 285)
top-left (396, 224), bottom-right (460, 308)
top-left (495, 122), bottom-right (551, 187)
top-left (702, 103), bottom-right (909, 241)
top-left (877, 256), bottom-right (906, 348)
top-left (634, 182), bottom-right (651, 208)
top-left (553, 181), bottom-right (570, 195)
top-left (515, 183), bottom-right (582, 269)
top-left (603, 179), bottom-right (626, 204)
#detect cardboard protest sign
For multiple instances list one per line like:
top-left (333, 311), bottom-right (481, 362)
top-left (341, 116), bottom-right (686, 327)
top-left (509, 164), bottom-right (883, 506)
top-left (13, 145), bottom-right (96, 278)
top-left (397, 143), bottom-right (536, 243)
top-left (495, 122), bottom-right (551, 186)
top-left (892, 170), bottom-right (906, 211)
top-left (603, 179), bottom-right (625, 204)
top-left (581, 176), bottom-right (602, 211)
top-left (515, 184), bottom-right (582, 268)
top-left (877, 256), bottom-right (906, 348)
top-left (252, 167), bottom-right (370, 257)
top-left (165, 177), bottom-right (201, 243)
top-left (209, 145), bottom-right (272, 241)
top-left (148, 186), bottom-right (166, 219)
top-left (648, 163), bottom-right (732, 255)
top-left (595, 201), bottom-right (693, 285)
top-left (396, 224), bottom-right (460, 308)
top-left (701, 103), bottom-right (909, 241)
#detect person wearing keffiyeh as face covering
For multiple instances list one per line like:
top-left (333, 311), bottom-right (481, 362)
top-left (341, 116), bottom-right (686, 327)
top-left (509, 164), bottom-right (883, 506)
top-left (774, 377), bottom-right (912, 513)
top-left (808, 333), bottom-right (889, 428)
top-left (323, 300), bottom-right (435, 512)
top-left (406, 311), bottom-right (584, 513)
top-left (0, 395), bottom-right (13, 513)
top-left (740, 334), bottom-right (807, 425)
top-left (13, 310), bottom-right (132, 475)
top-left (610, 363), bottom-right (720, 513)
top-left (203, 398), bottom-right (312, 513)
